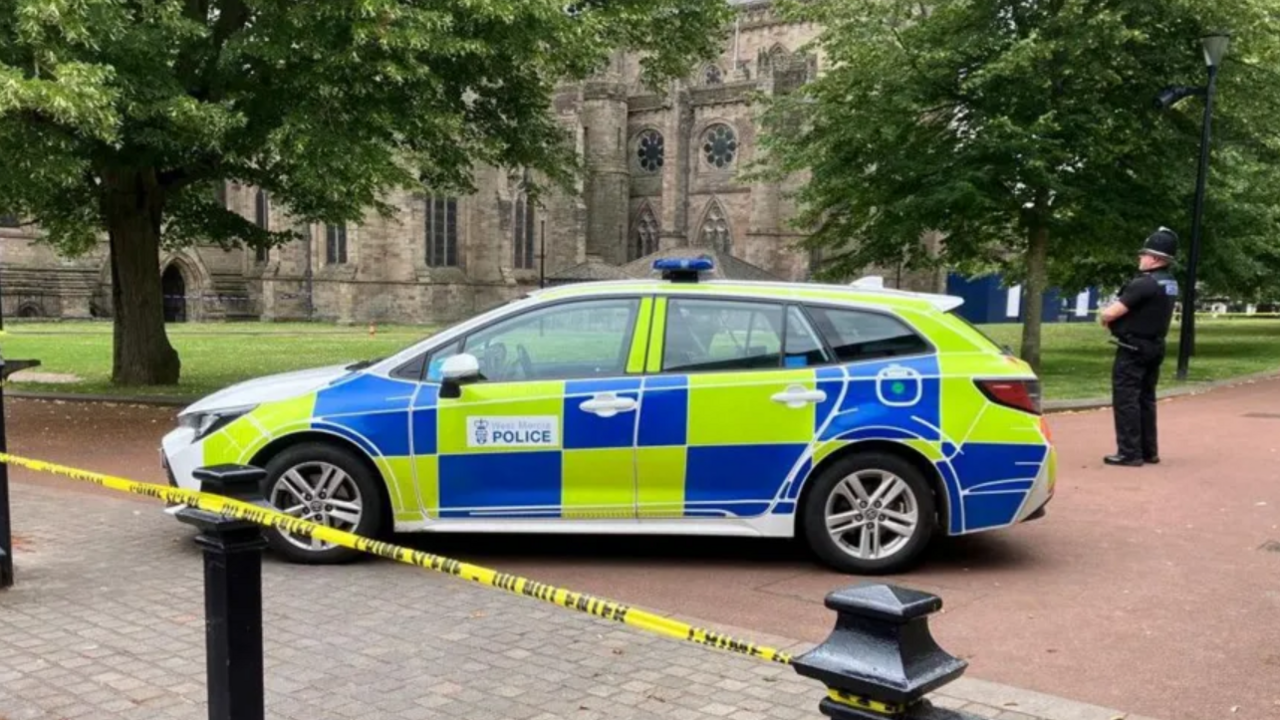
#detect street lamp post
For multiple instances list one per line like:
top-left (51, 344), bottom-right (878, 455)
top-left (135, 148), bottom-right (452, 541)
top-left (1161, 33), bottom-right (1230, 381)
top-left (303, 226), bottom-right (314, 320)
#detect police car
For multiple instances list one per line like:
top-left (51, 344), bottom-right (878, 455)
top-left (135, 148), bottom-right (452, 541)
top-left (162, 258), bottom-right (1055, 574)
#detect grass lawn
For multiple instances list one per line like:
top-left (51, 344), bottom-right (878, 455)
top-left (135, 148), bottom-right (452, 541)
top-left (2, 318), bottom-right (1278, 403)
top-left (1, 322), bottom-right (434, 400)
top-left (980, 319), bottom-right (1280, 400)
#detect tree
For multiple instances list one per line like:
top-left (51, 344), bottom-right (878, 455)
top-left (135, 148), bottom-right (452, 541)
top-left (0, 0), bottom-right (731, 385)
top-left (761, 0), bottom-right (1280, 371)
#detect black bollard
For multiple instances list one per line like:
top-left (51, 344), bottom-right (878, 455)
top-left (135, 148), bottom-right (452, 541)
top-left (177, 465), bottom-right (269, 720)
top-left (0, 352), bottom-right (11, 589)
top-left (792, 583), bottom-right (972, 719)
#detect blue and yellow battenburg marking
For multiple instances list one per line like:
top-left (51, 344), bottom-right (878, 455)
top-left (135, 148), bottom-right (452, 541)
top-left (200, 291), bottom-right (1054, 534)
top-left (204, 358), bottom-right (1051, 534)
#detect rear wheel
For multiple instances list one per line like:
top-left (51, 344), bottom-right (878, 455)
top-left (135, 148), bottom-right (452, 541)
top-left (802, 452), bottom-right (935, 574)
top-left (261, 443), bottom-right (384, 564)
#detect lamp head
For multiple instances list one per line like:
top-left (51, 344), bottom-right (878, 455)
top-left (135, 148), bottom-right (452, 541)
top-left (1202, 33), bottom-right (1231, 68)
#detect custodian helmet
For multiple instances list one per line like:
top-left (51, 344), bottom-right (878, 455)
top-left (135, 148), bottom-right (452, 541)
top-left (1141, 227), bottom-right (1178, 261)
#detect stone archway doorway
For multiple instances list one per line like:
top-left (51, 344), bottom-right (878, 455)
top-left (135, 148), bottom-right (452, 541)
top-left (161, 264), bottom-right (187, 323)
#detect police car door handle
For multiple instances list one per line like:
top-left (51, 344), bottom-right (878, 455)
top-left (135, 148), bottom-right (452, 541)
top-left (578, 393), bottom-right (637, 418)
top-left (771, 385), bottom-right (827, 408)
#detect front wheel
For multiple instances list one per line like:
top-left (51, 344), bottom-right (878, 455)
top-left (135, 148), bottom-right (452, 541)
top-left (801, 452), bottom-right (936, 574)
top-left (260, 443), bottom-right (384, 564)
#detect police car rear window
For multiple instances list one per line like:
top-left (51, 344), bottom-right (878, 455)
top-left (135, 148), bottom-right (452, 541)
top-left (806, 306), bottom-right (929, 362)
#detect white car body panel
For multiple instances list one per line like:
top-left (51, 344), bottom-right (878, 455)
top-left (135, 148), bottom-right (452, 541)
top-left (180, 364), bottom-right (354, 416)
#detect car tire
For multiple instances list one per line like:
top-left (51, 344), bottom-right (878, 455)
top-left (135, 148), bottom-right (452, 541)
top-left (260, 443), bottom-right (384, 565)
top-left (801, 452), bottom-right (936, 575)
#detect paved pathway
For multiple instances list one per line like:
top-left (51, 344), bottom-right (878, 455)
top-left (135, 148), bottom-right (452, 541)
top-left (0, 482), bottom-right (1128, 720)
top-left (7, 375), bottom-right (1280, 719)
top-left (414, 379), bottom-right (1280, 720)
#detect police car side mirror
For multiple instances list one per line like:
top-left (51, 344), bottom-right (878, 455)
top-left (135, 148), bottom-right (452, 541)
top-left (439, 353), bottom-right (481, 399)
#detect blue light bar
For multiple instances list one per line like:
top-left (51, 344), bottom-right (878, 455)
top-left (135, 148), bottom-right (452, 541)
top-left (653, 256), bottom-right (714, 283)
top-left (653, 257), bottom-right (714, 273)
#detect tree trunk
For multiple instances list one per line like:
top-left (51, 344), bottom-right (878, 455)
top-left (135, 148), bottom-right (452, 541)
top-left (102, 168), bottom-right (181, 386)
top-left (1020, 223), bottom-right (1050, 374)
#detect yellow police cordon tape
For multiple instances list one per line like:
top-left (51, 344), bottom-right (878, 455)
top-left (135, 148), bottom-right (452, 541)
top-left (0, 451), bottom-right (908, 717)
top-left (831, 689), bottom-right (906, 714)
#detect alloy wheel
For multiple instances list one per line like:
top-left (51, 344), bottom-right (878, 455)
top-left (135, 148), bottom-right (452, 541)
top-left (269, 461), bottom-right (364, 551)
top-left (823, 469), bottom-right (919, 561)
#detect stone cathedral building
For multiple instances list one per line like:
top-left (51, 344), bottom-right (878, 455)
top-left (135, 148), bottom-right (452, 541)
top-left (0, 0), bottom-right (942, 326)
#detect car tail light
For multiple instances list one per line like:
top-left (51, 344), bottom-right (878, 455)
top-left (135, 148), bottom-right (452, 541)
top-left (975, 379), bottom-right (1042, 415)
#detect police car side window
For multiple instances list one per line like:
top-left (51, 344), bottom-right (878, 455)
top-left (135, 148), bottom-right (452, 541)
top-left (806, 307), bottom-right (929, 363)
top-left (461, 299), bottom-right (639, 382)
top-left (784, 306), bottom-right (831, 367)
top-left (391, 353), bottom-right (429, 381)
top-left (663, 299), bottom-right (784, 372)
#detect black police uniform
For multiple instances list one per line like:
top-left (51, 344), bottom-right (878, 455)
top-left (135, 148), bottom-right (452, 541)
top-left (1109, 266), bottom-right (1178, 463)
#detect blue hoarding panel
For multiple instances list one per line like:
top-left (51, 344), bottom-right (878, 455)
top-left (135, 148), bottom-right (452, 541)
top-left (947, 272), bottom-right (1097, 325)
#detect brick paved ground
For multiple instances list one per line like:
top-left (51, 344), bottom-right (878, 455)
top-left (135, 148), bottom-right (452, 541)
top-left (0, 481), bottom-right (1141, 720)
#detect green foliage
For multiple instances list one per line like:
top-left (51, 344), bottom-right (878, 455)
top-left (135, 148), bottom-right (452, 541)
top-left (0, 0), bottom-right (732, 253)
top-left (763, 0), bottom-right (1280, 298)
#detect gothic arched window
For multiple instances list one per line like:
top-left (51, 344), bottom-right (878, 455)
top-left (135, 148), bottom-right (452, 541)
top-left (254, 190), bottom-right (269, 229)
top-left (254, 190), bottom-right (269, 263)
top-left (697, 200), bottom-right (732, 253)
top-left (633, 205), bottom-right (659, 259)
top-left (426, 196), bottom-right (459, 267)
top-left (513, 193), bottom-right (536, 269)
top-left (325, 223), bottom-right (348, 265)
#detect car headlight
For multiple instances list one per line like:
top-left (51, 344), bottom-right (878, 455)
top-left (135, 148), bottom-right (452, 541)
top-left (178, 405), bottom-right (257, 441)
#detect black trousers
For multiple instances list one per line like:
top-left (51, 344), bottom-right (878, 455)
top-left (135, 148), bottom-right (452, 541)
top-left (1111, 340), bottom-right (1165, 460)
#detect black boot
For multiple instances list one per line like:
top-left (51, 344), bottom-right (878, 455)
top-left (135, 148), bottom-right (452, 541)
top-left (1104, 455), bottom-right (1144, 467)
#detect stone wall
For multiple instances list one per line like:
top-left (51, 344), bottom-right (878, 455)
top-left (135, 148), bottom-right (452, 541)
top-left (0, 0), bottom-right (944, 327)
top-left (0, 229), bottom-right (103, 319)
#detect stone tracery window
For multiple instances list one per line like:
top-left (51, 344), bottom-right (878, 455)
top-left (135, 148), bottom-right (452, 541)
top-left (254, 190), bottom-right (269, 263)
top-left (636, 130), bottom-right (665, 174)
top-left (325, 223), bottom-right (348, 265)
top-left (697, 200), bottom-right (732, 253)
top-left (254, 190), bottom-right (269, 229)
top-left (633, 205), bottom-right (659, 259)
top-left (513, 193), bottom-right (536, 270)
top-left (703, 65), bottom-right (723, 86)
top-left (702, 124), bottom-right (738, 169)
top-left (426, 196), bottom-right (458, 267)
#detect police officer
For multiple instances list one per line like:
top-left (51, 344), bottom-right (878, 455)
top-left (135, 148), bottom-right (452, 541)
top-left (1098, 228), bottom-right (1180, 467)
